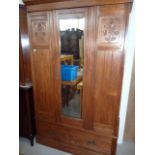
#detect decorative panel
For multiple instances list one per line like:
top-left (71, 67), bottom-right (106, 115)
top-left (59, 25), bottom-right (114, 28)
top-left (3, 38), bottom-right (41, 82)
top-left (98, 15), bottom-right (123, 44)
top-left (98, 15), bottom-right (125, 50)
top-left (27, 12), bottom-right (53, 121)
top-left (29, 12), bottom-right (50, 48)
top-left (97, 4), bottom-right (127, 50)
top-left (32, 21), bottom-right (49, 45)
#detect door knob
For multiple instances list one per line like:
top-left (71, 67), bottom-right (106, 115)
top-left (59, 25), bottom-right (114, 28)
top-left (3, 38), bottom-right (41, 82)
top-left (33, 49), bottom-right (37, 52)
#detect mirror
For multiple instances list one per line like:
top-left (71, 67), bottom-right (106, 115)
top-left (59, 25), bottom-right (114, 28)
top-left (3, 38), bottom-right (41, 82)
top-left (59, 16), bottom-right (85, 119)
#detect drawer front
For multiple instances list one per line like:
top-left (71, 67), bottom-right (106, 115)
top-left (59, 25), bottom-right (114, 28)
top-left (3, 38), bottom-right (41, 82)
top-left (37, 122), bottom-right (112, 154)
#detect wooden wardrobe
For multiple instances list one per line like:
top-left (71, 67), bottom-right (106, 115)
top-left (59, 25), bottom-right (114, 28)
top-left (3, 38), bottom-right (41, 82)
top-left (23, 0), bottom-right (132, 154)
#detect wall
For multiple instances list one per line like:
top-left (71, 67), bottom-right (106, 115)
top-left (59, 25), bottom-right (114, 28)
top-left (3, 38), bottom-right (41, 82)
top-left (19, 0), bottom-right (24, 4)
top-left (124, 59), bottom-right (135, 141)
top-left (118, 2), bottom-right (135, 144)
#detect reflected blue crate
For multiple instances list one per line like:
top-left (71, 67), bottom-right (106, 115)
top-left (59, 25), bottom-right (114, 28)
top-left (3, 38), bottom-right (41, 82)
top-left (61, 65), bottom-right (79, 81)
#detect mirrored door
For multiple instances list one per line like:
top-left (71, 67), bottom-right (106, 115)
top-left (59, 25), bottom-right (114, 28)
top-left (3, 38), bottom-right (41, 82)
top-left (57, 9), bottom-right (86, 119)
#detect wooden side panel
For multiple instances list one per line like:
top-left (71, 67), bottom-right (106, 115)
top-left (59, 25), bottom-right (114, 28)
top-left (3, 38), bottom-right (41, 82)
top-left (27, 12), bottom-right (53, 121)
top-left (19, 5), bottom-right (31, 83)
top-left (93, 4), bottom-right (130, 134)
top-left (19, 32), bottom-right (25, 84)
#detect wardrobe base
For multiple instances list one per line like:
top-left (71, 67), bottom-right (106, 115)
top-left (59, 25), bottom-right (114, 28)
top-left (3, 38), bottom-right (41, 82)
top-left (36, 135), bottom-right (116, 155)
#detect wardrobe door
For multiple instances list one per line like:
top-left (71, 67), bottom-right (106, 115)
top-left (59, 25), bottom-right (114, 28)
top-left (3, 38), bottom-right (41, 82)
top-left (93, 4), bottom-right (130, 136)
top-left (27, 12), bottom-right (53, 121)
top-left (52, 8), bottom-right (90, 126)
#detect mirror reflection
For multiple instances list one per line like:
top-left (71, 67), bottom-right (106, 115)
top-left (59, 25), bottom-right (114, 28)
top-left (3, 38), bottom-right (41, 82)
top-left (59, 17), bottom-right (85, 119)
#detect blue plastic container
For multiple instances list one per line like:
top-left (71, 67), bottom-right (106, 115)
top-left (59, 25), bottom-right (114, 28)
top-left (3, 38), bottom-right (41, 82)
top-left (61, 65), bottom-right (79, 81)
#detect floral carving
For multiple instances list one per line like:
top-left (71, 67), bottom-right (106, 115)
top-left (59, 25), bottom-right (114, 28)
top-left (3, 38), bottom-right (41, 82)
top-left (99, 16), bottom-right (122, 44)
top-left (103, 18), bottom-right (120, 42)
top-left (33, 21), bottom-right (47, 42)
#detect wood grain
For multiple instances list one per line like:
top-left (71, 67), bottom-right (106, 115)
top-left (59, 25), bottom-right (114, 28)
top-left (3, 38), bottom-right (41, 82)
top-left (23, 0), bottom-right (132, 5)
top-left (19, 32), bottom-right (25, 84)
top-left (19, 5), bottom-right (31, 83)
top-left (37, 121), bottom-right (113, 154)
top-left (24, 0), bottom-right (132, 12)
top-left (82, 6), bottom-right (96, 129)
top-left (93, 4), bottom-right (131, 139)
top-left (27, 12), bottom-right (54, 122)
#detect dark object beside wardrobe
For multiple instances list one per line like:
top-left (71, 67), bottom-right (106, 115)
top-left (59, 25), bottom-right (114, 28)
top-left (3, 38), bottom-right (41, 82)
top-left (23, 0), bottom-right (132, 154)
top-left (19, 4), bottom-right (36, 146)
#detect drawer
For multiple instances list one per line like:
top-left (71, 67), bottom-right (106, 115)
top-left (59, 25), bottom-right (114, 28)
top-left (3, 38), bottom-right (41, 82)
top-left (37, 122), bottom-right (112, 154)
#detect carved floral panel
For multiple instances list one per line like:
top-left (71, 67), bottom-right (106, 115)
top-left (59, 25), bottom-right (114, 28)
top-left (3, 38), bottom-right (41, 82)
top-left (98, 15), bottom-right (124, 49)
top-left (32, 20), bottom-right (48, 45)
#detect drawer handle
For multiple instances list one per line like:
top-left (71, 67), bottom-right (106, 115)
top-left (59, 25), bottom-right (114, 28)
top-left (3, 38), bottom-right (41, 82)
top-left (87, 140), bottom-right (96, 145)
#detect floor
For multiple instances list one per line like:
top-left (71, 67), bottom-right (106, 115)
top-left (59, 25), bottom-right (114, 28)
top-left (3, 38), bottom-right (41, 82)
top-left (19, 137), bottom-right (135, 155)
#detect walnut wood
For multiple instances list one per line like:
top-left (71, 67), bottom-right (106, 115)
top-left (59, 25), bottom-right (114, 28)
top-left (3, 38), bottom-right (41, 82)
top-left (23, 0), bottom-right (132, 7)
top-left (82, 6), bottom-right (96, 129)
top-left (93, 4), bottom-right (131, 137)
top-left (26, 1), bottom-right (132, 154)
top-left (37, 121), bottom-right (113, 154)
top-left (37, 136), bottom-right (108, 155)
top-left (23, 0), bottom-right (73, 5)
top-left (19, 33), bottom-right (25, 85)
top-left (25, 0), bottom-right (132, 12)
top-left (19, 5), bottom-right (32, 83)
top-left (27, 11), bottom-right (55, 123)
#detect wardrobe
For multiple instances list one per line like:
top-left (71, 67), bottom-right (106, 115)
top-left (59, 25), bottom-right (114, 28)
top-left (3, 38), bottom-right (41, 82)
top-left (23, 0), bottom-right (132, 154)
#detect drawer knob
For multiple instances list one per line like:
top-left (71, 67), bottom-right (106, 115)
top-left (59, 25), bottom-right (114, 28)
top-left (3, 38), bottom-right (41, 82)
top-left (87, 140), bottom-right (96, 145)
